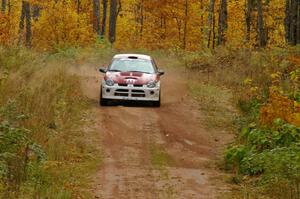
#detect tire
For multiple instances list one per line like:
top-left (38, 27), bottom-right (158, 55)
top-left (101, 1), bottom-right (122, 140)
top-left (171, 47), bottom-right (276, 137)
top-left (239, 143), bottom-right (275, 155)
top-left (153, 92), bottom-right (161, 107)
top-left (100, 88), bottom-right (109, 106)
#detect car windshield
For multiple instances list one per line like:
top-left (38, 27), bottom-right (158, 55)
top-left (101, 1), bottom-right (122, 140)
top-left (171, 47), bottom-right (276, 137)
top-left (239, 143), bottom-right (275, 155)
top-left (109, 58), bottom-right (155, 74)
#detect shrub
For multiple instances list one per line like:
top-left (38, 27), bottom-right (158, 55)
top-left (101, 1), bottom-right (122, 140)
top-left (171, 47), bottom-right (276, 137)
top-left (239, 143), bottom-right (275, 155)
top-left (225, 119), bottom-right (300, 198)
top-left (0, 102), bottom-right (45, 197)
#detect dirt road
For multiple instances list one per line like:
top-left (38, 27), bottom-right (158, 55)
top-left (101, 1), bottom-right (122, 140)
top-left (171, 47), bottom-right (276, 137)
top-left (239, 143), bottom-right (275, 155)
top-left (80, 65), bottom-right (232, 199)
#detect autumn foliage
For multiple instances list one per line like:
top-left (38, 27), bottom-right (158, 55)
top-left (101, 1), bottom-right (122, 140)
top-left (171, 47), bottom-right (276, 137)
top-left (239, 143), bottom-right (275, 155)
top-left (0, 13), bottom-right (12, 46)
top-left (260, 91), bottom-right (300, 127)
top-left (0, 0), bottom-right (294, 50)
top-left (32, 1), bottom-right (94, 49)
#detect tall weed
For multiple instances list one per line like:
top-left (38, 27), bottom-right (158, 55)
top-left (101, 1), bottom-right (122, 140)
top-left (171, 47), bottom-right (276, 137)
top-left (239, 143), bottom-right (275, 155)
top-left (0, 47), bottom-right (102, 198)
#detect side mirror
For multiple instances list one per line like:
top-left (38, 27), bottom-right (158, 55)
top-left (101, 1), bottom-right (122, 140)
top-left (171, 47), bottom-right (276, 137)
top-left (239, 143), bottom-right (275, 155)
top-left (158, 69), bottom-right (165, 76)
top-left (99, 67), bottom-right (107, 73)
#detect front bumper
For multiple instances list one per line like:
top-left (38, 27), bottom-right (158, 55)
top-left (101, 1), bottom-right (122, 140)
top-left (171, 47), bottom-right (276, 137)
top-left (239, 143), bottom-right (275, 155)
top-left (102, 82), bottom-right (160, 101)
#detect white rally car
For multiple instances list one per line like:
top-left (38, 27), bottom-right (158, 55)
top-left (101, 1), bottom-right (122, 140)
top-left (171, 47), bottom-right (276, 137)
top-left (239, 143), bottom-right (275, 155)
top-left (99, 54), bottom-right (165, 107)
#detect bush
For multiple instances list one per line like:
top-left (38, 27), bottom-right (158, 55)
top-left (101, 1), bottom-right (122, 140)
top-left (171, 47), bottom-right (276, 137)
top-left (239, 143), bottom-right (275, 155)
top-left (225, 119), bottom-right (300, 198)
top-left (0, 122), bottom-right (45, 197)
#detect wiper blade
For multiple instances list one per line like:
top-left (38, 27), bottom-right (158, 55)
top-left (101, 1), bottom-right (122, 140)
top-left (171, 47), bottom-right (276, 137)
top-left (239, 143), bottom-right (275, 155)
top-left (128, 70), bottom-right (151, 74)
top-left (108, 69), bottom-right (122, 72)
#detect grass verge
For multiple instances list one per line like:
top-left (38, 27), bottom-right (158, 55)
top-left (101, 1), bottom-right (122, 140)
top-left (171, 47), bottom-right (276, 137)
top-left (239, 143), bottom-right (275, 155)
top-left (182, 46), bottom-right (300, 199)
top-left (188, 82), bottom-right (237, 130)
top-left (0, 46), bottom-right (106, 198)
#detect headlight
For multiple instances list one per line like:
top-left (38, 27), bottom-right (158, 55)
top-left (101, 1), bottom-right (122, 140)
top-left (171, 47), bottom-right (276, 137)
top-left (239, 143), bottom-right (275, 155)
top-left (105, 79), bottom-right (115, 86)
top-left (147, 81), bottom-right (157, 88)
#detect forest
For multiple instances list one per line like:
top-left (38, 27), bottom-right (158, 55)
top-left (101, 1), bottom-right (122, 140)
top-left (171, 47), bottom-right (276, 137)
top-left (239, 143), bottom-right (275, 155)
top-left (0, 0), bottom-right (297, 50)
top-left (0, 0), bottom-right (300, 198)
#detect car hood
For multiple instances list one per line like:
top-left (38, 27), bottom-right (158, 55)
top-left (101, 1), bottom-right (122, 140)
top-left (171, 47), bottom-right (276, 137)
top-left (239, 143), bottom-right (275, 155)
top-left (105, 71), bottom-right (159, 85)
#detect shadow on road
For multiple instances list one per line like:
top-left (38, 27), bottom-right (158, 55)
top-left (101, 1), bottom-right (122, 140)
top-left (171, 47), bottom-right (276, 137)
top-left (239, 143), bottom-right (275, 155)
top-left (88, 98), bottom-right (158, 108)
top-left (107, 100), bottom-right (158, 108)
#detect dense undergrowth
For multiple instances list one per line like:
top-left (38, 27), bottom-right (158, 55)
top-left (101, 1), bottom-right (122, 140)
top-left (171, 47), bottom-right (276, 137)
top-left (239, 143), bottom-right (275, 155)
top-left (181, 46), bottom-right (300, 199)
top-left (0, 46), bottom-right (112, 198)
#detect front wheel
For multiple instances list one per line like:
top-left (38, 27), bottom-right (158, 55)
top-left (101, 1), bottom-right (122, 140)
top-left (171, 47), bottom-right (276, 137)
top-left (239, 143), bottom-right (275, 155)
top-left (100, 88), bottom-right (109, 106)
top-left (153, 93), bottom-right (161, 107)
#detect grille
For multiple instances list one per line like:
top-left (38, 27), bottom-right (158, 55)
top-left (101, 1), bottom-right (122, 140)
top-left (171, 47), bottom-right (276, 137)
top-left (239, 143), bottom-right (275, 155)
top-left (117, 83), bottom-right (143, 87)
top-left (118, 83), bottom-right (127, 87)
top-left (115, 89), bottom-right (129, 97)
top-left (115, 93), bottom-right (128, 97)
top-left (114, 89), bottom-right (145, 98)
top-left (132, 90), bottom-right (145, 97)
top-left (116, 89), bottom-right (129, 92)
top-left (132, 90), bottom-right (145, 93)
top-left (132, 94), bottom-right (145, 97)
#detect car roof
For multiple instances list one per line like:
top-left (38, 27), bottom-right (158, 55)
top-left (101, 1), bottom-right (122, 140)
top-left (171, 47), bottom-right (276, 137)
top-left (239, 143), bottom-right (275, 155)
top-left (113, 54), bottom-right (152, 61)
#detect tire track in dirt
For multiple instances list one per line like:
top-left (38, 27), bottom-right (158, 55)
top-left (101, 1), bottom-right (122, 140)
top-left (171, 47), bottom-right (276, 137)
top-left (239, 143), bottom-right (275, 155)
top-left (98, 108), bottom-right (164, 199)
top-left (79, 65), bottom-right (232, 199)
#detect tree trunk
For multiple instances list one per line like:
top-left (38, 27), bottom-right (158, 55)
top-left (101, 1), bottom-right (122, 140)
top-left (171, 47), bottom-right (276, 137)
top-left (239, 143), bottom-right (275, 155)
top-left (160, 15), bottom-right (166, 39)
top-left (135, 0), bottom-right (144, 37)
top-left (218, 0), bottom-right (228, 45)
top-left (24, 1), bottom-right (31, 48)
top-left (200, 0), bottom-right (204, 36)
top-left (18, 1), bottom-right (26, 46)
top-left (183, 0), bottom-right (188, 49)
top-left (101, 0), bottom-right (107, 36)
top-left (93, 0), bottom-right (101, 36)
top-left (117, 0), bottom-right (122, 16)
top-left (1, 0), bottom-right (6, 13)
top-left (297, 1), bottom-right (300, 44)
top-left (285, 0), bottom-right (291, 42)
top-left (287, 0), bottom-right (300, 45)
top-left (7, 0), bottom-right (10, 15)
top-left (134, 4), bottom-right (139, 35)
top-left (18, 1), bottom-right (31, 47)
top-left (291, 0), bottom-right (296, 44)
top-left (76, 0), bottom-right (80, 14)
top-left (109, 0), bottom-right (118, 44)
top-left (212, 10), bottom-right (216, 49)
top-left (207, 0), bottom-right (215, 48)
top-left (257, 0), bottom-right (267, 47)
top-left (175, 17), bottom-right (182, 41)
top-left (246, 0), bottom-right (253, 41)
top-left (32, 5), bottom-right (40, 21)
top-left (139, 0), bottom-right (144, 37)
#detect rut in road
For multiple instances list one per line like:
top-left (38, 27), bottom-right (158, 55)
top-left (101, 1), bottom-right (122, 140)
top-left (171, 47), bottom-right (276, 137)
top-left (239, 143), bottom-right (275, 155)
top-left (80, 65), bottom-right (232, 199)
